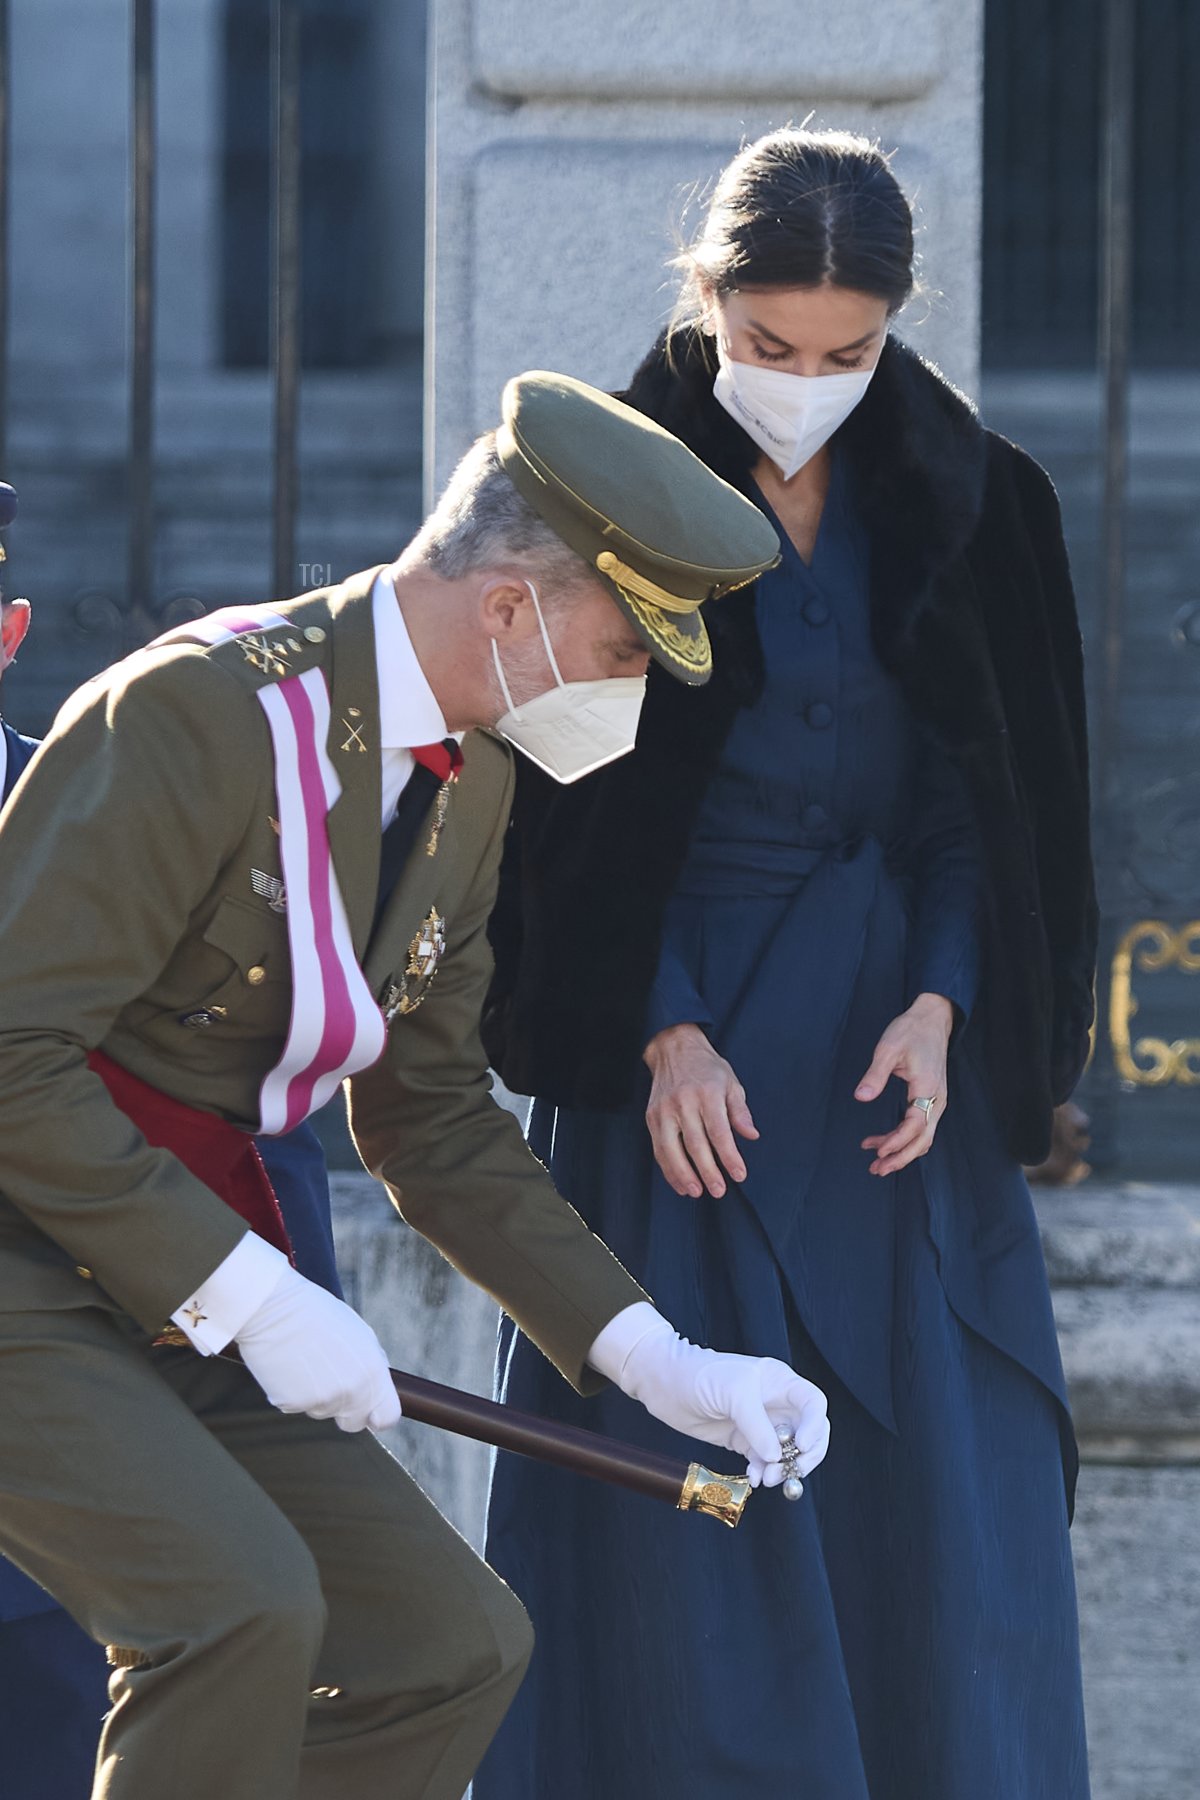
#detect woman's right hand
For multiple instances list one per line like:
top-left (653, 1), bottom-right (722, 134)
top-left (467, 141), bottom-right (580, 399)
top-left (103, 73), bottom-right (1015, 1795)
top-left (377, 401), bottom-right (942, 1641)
top-left (643, 1024), bottom-right (759, 1199)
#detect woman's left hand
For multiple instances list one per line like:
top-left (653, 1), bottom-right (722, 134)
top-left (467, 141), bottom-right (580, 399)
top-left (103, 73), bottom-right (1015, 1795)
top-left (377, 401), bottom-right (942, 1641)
top-left (855, 993), bottom-right (954, 1176)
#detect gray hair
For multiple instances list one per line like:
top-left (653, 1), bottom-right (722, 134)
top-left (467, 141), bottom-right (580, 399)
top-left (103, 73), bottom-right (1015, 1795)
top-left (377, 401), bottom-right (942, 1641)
top-left (406, 431), bottom-right (593, 601)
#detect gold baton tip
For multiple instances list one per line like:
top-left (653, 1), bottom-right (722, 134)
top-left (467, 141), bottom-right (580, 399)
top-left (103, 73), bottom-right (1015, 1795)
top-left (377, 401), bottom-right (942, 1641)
top-left (678, 1462), bottom-right (752, 1528)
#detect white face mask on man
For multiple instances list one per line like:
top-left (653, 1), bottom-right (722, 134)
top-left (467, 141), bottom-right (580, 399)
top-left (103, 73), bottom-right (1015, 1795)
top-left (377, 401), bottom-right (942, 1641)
top-left (491, 582), bottom-right (647, 784)
top-left (712, 338), bottom-right (878, 481)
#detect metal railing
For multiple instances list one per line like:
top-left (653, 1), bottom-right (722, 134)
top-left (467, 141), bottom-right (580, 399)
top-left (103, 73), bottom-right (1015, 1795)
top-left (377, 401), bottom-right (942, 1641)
top-left (270, 0), bottom-right (301, 600)
top-left (1085, 0), bottom-right (1200, 1161)
top-left (0, 0), bottom-right (304, 649)
top-left (1086, 0), bottom-right (1137, 1163)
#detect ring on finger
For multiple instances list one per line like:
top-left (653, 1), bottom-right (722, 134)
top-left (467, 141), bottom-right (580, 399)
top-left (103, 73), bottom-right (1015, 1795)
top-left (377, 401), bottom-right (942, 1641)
top-left (909, 1095), bottom-right (938, 1121)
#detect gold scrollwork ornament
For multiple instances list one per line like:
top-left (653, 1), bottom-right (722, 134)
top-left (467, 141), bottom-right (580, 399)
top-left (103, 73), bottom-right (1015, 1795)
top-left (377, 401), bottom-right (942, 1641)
top-left (1109, 919), bottom-right (1200, 1087)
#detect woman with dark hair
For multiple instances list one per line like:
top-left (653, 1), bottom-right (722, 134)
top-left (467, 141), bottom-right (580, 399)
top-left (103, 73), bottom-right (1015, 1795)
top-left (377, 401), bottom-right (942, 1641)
top-left (478, 129), bottom-right (1095, 1799)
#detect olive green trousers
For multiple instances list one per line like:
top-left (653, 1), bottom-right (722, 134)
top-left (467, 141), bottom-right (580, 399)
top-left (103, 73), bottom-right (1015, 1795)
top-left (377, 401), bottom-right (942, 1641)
top-left (0, 1270), bottom-right (532, 1800)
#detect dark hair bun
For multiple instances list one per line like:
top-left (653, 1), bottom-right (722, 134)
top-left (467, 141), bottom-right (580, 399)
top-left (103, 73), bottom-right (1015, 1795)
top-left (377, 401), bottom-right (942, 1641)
top-left (681, 129), bottom-right (915, 317)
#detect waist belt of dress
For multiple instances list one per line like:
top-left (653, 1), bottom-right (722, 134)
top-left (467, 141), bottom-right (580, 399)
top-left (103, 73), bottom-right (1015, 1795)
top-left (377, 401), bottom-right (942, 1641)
top-left (675, 831), bottom-right (913, 899)
top-left (87, 1049), bottom-right (293, 1259)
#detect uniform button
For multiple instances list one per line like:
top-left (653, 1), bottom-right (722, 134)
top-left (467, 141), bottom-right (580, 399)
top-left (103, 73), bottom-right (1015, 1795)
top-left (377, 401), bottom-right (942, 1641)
top-left (800, 803), bottom-right (828, 833)
top-left (75, 1265), bottom-right (95, 1280)
top-left (805, 701), bottom-right (834, 730)
top-left (303, 626), bottom-right (326, 644)
top-left (803, 598), bottom-right (831, 626)
top-left (247, 965), bottom-right (267, 986)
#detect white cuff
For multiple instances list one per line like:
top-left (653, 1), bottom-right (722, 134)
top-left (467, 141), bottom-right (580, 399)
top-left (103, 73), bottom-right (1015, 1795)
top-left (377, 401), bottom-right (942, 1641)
top-left (586, 1301), bottom-right (673, 1385)
top-left (170, 1232), bottom-right (290, 1356)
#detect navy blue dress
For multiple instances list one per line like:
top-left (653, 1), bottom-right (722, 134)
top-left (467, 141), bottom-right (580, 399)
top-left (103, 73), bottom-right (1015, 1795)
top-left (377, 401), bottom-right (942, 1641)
top-left (480, 457), bottom-right (1090, 1800)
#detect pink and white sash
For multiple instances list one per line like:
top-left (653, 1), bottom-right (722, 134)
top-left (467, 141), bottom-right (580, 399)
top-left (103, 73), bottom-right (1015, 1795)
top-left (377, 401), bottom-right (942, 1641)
top-left (157, 607), bottom-right (387, 1134)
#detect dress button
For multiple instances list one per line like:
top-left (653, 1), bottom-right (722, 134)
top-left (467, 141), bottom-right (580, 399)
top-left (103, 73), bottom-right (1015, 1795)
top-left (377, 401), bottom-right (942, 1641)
top-left (303, 626), bottom-right (326, 644)
top-left (75, 1265), bottom-right (95, 1280)
top-left (803, 598), bottom-right (831, 627)
top-left (247, 965), bottom-right (267, 986)
top-left (800, 803), bottom-right (828, 833)
top-left (805, 701), bottom-right (834, 730)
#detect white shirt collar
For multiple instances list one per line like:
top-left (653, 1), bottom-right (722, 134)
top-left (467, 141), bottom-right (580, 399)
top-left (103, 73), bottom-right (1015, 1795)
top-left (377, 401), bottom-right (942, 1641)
top-left (371, 571), bottom-right (450, 751)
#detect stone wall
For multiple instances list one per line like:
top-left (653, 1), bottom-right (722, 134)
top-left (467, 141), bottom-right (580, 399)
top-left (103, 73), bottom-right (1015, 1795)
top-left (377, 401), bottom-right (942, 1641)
top-left (427, 0), bottom-right (985, 491)
top-left (331, 1170), bottom-right (498, 1545)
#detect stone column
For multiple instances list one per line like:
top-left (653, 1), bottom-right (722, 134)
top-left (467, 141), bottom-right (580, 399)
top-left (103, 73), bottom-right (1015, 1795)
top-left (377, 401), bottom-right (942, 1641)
top-left (427, 0), bottom-right (984, 492)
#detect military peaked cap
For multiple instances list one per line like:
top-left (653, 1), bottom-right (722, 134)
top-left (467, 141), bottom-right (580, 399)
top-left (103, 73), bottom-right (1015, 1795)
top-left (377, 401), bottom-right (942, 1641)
top-left (496, 370), bottom-right (779, 684)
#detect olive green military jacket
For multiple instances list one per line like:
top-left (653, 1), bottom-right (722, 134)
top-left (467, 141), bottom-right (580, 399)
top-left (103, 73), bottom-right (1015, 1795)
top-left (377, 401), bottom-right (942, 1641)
top-left (0, 569), bottom-right (644, 1388)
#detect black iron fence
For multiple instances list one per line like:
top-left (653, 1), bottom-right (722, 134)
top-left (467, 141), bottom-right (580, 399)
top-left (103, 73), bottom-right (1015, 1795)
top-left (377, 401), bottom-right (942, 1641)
top-left (1076, 0), bottom-right (1199, 1168)
top-left (0, 0), bottom-right (305, 651)
top-left (983, 0), bottom-right (1200, 368)
top-left (222, 0), bottom-right (375, 371)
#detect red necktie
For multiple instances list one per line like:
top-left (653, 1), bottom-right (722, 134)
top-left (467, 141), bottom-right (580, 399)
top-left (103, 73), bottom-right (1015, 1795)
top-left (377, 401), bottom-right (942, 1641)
top-left (373, 739), bottom-right (463, 933)
top-left (411, 739), bottom-right (464, 782)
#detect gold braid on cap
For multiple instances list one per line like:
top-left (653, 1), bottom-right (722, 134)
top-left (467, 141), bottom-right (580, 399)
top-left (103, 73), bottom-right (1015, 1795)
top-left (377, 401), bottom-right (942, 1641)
top-left (595, 550), bottom-right (697, 615)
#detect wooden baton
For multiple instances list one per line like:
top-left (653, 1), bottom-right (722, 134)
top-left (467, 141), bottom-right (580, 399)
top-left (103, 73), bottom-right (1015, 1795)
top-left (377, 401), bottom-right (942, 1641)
top-left (196, 1340), bottom-right (750, 1528)
top-left (389, 1366), bottom-right (751, 1528)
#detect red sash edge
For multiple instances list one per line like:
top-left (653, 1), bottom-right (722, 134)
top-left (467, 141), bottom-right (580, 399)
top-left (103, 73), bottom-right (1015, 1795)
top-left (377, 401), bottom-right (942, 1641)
top-left (86, 1049), bottom-right (294, 1260)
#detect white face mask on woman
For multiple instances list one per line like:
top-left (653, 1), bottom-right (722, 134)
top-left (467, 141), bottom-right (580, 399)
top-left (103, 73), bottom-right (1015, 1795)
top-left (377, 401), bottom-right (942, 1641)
top-left (491, 582), bottom-right (647, 784)
top-left (712, 338), bottom-right (878, 480)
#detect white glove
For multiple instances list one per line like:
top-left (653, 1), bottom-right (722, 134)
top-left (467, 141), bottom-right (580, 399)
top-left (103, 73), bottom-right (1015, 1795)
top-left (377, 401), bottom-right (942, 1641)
top-left (589, 1303), bottom-right (830, 1488)
top-left (235, 1262), bottom-right (403, 1435)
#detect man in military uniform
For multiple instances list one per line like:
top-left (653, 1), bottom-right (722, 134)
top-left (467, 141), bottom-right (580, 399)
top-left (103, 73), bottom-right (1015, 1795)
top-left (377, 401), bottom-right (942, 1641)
top-left (0, 480), bottom-right (352, 1799)
top-left (0, 375), bottom-right (827, 1800)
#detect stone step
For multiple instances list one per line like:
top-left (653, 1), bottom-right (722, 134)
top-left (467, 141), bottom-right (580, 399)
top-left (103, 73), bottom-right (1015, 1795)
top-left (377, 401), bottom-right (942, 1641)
top-left (1038, 1184), bottom-right (1200, 1288)
top-left (1035, 1185), bottom-right (1200, 1459)
top-left (1054, 1286), bottom-right (1200, 1455)
top-left (6, 363), bottom-right (424, 463)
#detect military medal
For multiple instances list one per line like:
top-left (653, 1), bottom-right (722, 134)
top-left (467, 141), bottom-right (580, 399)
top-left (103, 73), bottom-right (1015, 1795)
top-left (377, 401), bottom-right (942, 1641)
top-left (381, 908), bottom-right (447, 1021)
top-left (425, 780), bottom-right (452, 856)
top-left (251, 868), bottom-right (287, 913)
top-left (410, 738), bottom-right (464, 857)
